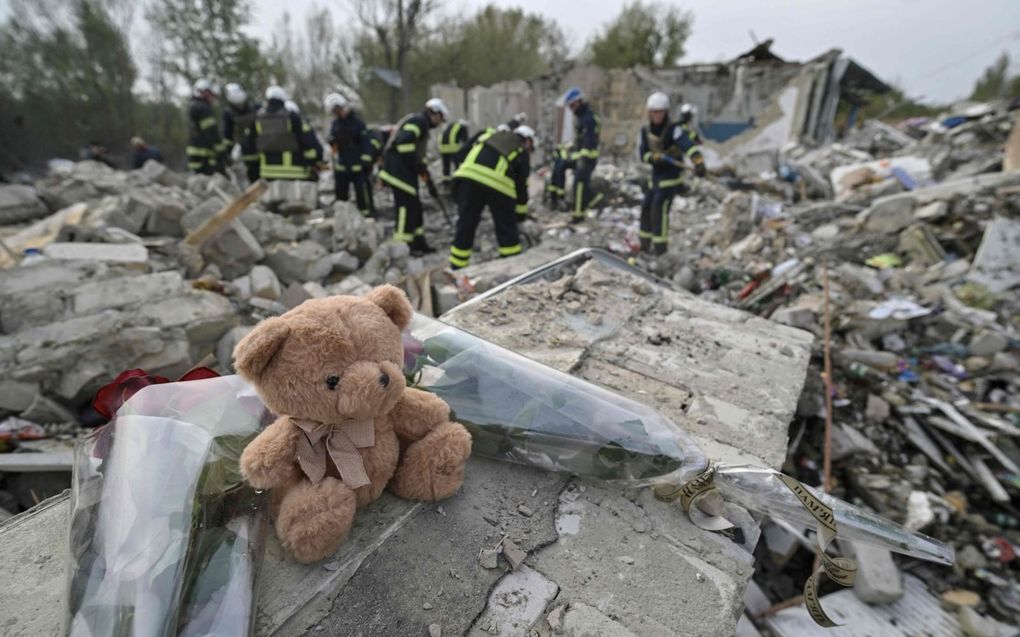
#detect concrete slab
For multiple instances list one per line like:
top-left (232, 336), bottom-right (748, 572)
top-left (0, 250), bottom-right (811, 637)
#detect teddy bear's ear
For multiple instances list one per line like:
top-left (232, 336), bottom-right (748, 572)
top-left (365, 284), bottom-right (413, 330)
top-left (233, 317), bottom-right (291, 380)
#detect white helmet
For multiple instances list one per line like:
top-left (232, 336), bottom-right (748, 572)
top-left (284, 99), bottom-right (300, 114)
top-left (324, 92), bottom-right (348, 111)
top-left (225, 83), bottom-right (246, 106)
top-left (265, 85), bottom-right (287, 102)
top-left (514, 125), bottom-right (536, 141)
top-left (646, 92), bottom-right (669, 111)
top-left (496, 123), bottom-right (511, 132)
top-left (193, 78), bottom-right (215, 97)
top-left (514, 112), bottom-right (527, 123)
top-left (680, 103), bottom-right (696, 116)
top-left (425, 97), bottom-right (450, 121)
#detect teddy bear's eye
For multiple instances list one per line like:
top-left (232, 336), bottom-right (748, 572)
top-left (325, 375), bottom-right (340, 391)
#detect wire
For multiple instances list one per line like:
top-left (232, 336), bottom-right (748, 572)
top-left (914, 28), bottom-right (1020, 82)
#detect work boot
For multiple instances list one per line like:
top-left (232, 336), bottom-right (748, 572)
top-left (410, 236), bottom-right (436, 256)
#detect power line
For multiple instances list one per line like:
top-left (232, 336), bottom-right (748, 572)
top-left (915, 28), bottom-right (1020, 82)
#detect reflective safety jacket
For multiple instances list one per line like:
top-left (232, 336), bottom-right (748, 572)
top-left (638, 118), bottom-right (703, 188)
top-left (439, 121), bottom-right (468, 156)
top-left (379, 112), bottom-right (433, 195)
top-left (329, 112), bottom-right (368, 172)
top-left (253, 100), bottom-right (322, 180)
top-left (570, 102), bottom-right (600, 162)
top-left (454, 129), bottom-right (530, 213)
top-left (223, 100), bottom-right (260, 163)
top-left (187, 97), bottom-right (224, 170)
top-left (362, 128), bottom-right (383, 165)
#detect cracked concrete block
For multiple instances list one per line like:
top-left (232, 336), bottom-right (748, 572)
top-left (72, 271), bottom-right (184, 314)
top-left (0, 380), bottom-right (39, 413)
top-left (41, 242), bottom-right (148, 264)
top-left (136, 291), bottom-right (237, 350)
top-left (0, 184), bottom-right (48, 225)
top-left (561, 603), bottom-right (639, 637)
top-left (264, 241), bottom-right (332, 285)
top-left (249, 265), bottom-right (282, 300)
top-left (144, 200), bottom-right (187, 237)
top-left (850, 542), bottom-right (904, 605)
top-left (18, 393), bottom-right (76, 424)
top-left (468, 565), bottom-right (559, 637)
top-left (183, 198), bottom-right (265, 279)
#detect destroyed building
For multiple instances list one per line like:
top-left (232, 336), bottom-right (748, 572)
top-left (1, 37), bottom-right (1019, 637)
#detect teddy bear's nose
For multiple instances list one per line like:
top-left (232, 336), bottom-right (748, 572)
top-left (379, 372), bottom-right (390, 388)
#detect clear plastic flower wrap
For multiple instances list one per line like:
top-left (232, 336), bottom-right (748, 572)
top-left (402, 313), bottom-right (953, 568)
top-left (65, 375), bottom-right (270, 637)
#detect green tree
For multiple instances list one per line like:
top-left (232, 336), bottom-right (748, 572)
top-left (970, 52), bottom-right (1020, 101)
top-left (0, 0), bottom-right (138, 170)
top-left (146, 0), bottom-right (275, 92)
top-left (586, 1), bottom-right (692, 70)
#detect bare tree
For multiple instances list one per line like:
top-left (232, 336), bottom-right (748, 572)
top-left (271, 7), bottom-right (360, 112)
top-left (350, 0), bottom-right (440, 120)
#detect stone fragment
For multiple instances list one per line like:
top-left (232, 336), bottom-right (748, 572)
top-left (249, 265), bottom-right (282, 300)
top-left (264, 241), bottom-right (332, 285)
top-left (850, 542), bottom-right (904, 604)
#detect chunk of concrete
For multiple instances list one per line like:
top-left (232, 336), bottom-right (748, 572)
top-left (561, 603), bottom-right (639, 637)
top-left (468, 565), bottom-right (559, 637)
top-left (216, 326), bottom-right (253, 373)
top-left (968, 217), bottom-right (1020, 293)
top-left (249, 265), bottom-right (282, 300)
top-left (144, 200), bottom-right (187, 237)
top-left (0, 380), bottom-right (39, 413)
top-left (330, 251), bottom-right (360, 275)
top-left (831, 423), bottom-right (879, 460)
top-left (858, 196), bottom-right (915, 234)
top-left (263, 179), bottom-right (318, 214)
top-left (0, 184), bottom-right (48, 225)
top-left (136, 291), bottom-right (237, 349)
top-left (968, 330), bottom-right (1008, 357)
top-left (264, 241), bottom-right (333, 285)
top-left (18, 393), bottom-right (76, 424)
top-left (72, 271), bottom-right (184, 314)
top-left (850, 542), bottom-right (904, 605)
top-left (41, 242), bottom-right (148, 263)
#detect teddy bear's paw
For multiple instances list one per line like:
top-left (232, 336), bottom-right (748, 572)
top-left (276, 477), bottom-right (357, 563)
top-left (390, 421), bottom-right (472, 502)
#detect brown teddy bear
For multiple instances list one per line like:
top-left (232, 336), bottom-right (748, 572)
top-left (233, 285), bottom-right (472, 563)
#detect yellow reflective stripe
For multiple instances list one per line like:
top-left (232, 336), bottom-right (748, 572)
top-left (439, 144), bottom-right (460, 153)
top-left (573, 148), bottom-right (599, 159)
top-left (638, 230), bottom-right (653, 238)
top-left (450, 246), bottom-right (472, 258)
top-left (370, 138), bottom-right (381, 149)
top-left (414, 227), bottom-right (424, 236)
top-left (515, 203), bottom-right (528, 214)
top-left (454, 164), bottom-right (515, 198)
top-left (241, 154), bottom-right (259, 161)
top-left (574, 181), bottom-right (583, 216)
top-left (498, 244), bottom-right (522, 256)
top-left (187, 162), bottom-right (204, 169)
top-left (199, 116), bottom-right (217, 130)
top-left (351, 165), bottom-right (362, 172)
top-left (360, 154), bottom-right (372, 162)
top-left (302, 123), bottom-right (312, 132)
top-left (657, 197), bottom-right (669, 241)
top-left (396, 143), bottom-right (417, 153)
top-left (658, 177), bottom-right (684, 188)
top-left (642, 152), bottom-right (652, 162)
top-left (449, 254), bottom-right (470, 267)
top-left (394, 206), bottom-right (413, 241)
top-left (379, 170), bottom-right (417, 195)
top-left (686, 145), bottom-right (702, 157)
top-left (303, 148), bottom-right (318, 159)
top-left (186, 146), bottom-right (213, 156)
top-left (402, 122), bottom-right (421, 137)
top-left (260, 165), bottom-right (307, 178)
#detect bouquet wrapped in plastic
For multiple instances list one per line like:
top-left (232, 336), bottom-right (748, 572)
top-left (403, 312), bottom-right (953, 626)
top-left (65, 374), bottom-right (270, 637)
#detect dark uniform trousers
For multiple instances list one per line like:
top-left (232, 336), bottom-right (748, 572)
top-left (640, 178), bottom-right (680, 254)
top-left (449, 180), bottom-right (522, 268)
top-left (334, 165), bottom-right (372, 216)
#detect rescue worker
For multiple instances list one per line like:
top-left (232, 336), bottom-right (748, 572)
top-left (438, 119), bottom-right (469, 183)
top-left (546, 141), bottom-right (571, 209)
top-left (253, 86), bottom-right (322, 182)
top-left (326, 93), bottom-right (372, 216)
top-left (563, 87), bottom-right (601, 223)
top-left (448, 126), bottom-right (535, 270)
top-left (637, 92), bottom-right (705, 255)
top-left (131, 136), bottom-right (163, 169)
top-left (378, 97), bottom-right (451, 254)
top-left (222, 83), bottom-right (260, 182)
top-left (187, 79), bottom-right (226, 175)
top-left (83, 141), bottom-right (117, 168)
top-left (678, 103), bottom-right (704, 144)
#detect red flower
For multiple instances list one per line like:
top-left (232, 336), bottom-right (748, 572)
top-left (92, 367), bottom-right (220, 421)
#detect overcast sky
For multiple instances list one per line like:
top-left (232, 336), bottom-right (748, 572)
top-left (249, 0), bottom-right (1020, 104)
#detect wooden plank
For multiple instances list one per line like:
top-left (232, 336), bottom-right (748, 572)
top-left (182, 179), bottom-right (268, 247)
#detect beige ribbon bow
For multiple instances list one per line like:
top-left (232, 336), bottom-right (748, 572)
top-left (292, 418), bottom-right (375, 489)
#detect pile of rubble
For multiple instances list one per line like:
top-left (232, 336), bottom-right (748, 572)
top-left (0, 159), bottom-right (468, 513)
top-left (569, 102), bottom-right (1020, 630)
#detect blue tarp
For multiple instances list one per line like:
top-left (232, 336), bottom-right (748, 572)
top-left (702, 121), bottom-right (754, 143)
